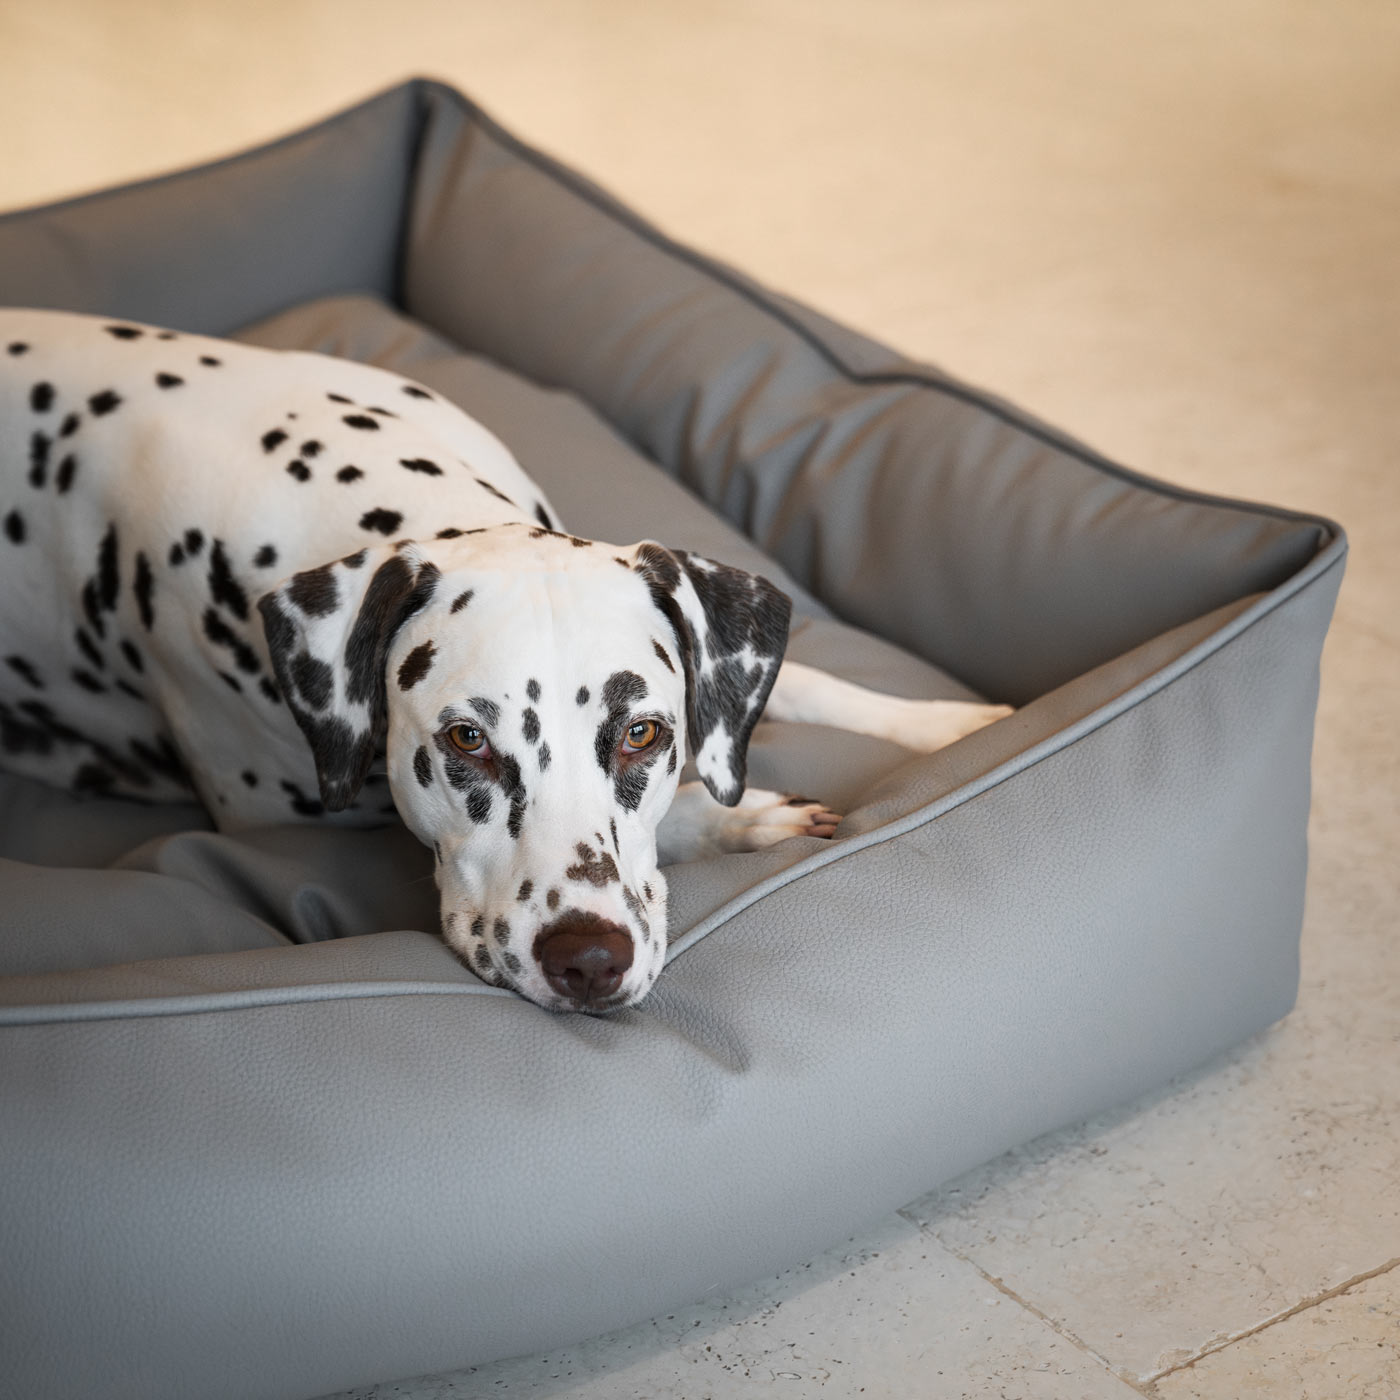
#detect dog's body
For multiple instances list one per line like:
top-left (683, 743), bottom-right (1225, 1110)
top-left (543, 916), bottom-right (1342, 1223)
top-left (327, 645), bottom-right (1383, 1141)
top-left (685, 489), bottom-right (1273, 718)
top-left (1, 309), bottom-right (1008, 1009)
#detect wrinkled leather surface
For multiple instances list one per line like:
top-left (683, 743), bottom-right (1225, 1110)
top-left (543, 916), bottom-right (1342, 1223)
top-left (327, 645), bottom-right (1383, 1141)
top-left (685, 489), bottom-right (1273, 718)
top-left (0, 80), bottom-right (1344, 1400)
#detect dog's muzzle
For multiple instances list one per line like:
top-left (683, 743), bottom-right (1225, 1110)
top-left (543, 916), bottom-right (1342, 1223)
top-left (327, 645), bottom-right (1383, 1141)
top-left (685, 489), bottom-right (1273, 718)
top-left (533, 910), bottom-right (635, 1010)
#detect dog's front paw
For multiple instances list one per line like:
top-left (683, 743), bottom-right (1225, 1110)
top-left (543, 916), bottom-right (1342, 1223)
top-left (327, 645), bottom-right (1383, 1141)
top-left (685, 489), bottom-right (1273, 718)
top-left (722, 788), bottom-right (840, 851)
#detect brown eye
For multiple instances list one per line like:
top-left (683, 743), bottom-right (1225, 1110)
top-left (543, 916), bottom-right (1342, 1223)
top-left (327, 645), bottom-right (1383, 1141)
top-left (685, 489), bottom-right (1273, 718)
top-left (623, 719), bottom-right (659, 753)
top-left (448, 724), bottom-right (488, 756)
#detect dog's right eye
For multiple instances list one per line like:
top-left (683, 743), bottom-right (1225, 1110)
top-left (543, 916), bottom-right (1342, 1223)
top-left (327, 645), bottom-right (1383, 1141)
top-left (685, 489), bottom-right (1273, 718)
top-left (447, 724), bottom-right (489, 757)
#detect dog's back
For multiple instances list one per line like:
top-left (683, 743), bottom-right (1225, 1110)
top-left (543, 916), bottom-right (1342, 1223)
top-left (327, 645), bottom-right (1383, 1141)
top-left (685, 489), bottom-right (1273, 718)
top-left (0, 308), bottom-right (553, 810)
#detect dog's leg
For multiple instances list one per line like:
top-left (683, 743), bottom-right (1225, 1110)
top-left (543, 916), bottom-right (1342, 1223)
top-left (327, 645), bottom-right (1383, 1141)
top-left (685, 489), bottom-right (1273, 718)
top-left (764, 661), bottom-right (1012, 753)
top-left (657, 782), bottom-right (840, 863)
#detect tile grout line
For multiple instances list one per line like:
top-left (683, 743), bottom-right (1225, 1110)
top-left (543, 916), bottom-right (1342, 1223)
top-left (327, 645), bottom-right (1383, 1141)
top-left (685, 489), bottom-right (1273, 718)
top-left (1140, 1254), bottom-right (1400, 1386)
top-left (897, 1213), bottom-right (1154, 1397)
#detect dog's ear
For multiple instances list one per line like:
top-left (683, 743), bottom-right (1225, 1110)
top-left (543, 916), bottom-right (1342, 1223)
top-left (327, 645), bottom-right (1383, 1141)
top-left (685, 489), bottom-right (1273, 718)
top-left (257, 544), bottom-right (440, 811)
top-left (631, 543), bottom-right (791, 806)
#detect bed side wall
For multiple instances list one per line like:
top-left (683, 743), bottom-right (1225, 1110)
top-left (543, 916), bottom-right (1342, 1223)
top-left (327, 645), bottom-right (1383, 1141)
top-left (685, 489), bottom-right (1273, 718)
top-left (0, 84), bottom-right (422, 335)
top-left (0, 521), bottom-right (1342, 1400)
top-left (403, 83), bottom-right (1334, 702)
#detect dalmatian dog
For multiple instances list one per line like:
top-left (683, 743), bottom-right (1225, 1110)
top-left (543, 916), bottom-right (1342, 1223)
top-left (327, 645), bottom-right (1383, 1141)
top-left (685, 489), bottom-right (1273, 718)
top-left (0, 309), bottom-right (1010, 1012)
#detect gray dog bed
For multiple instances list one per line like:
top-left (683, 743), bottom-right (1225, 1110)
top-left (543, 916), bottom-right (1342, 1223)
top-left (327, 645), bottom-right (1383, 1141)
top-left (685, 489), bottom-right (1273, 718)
top-left (0, 81), bottom-right (1344, 1400)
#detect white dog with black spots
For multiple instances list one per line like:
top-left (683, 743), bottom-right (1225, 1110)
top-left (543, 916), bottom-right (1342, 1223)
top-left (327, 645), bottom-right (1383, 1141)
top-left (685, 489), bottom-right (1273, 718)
top-left (0, 309), bottom-right (1010, 1011)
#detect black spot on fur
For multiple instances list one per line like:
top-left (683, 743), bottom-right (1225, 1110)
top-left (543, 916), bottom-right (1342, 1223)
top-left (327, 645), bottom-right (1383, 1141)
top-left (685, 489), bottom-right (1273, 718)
top-left (286, 460), bottom-right (312, 482)
top-left (72, 763), bottom-right (114, 793)
top-left (533, 503), bottom-right (554, 529)
top-left (280, 779), bottom-right (324, 817)
top-left (104, 325), bottom-right (142, 340)
top-left (119, 640), bottom-right (143, 672)
top-left (336, 465), bottom-right (364, 483)
top-left (203, 608), bottom-right (262, 675)
top-left (475, 478), bottom-right (516, 506)
top-left (609, 818), bottom-right (619, 853)
top-left (168, 542), bottom-right (185, 566)
top-left (538, 741), bottom-right (551, 771)
top-left (397, 640), bottom-right (436, 690)
top-left (526, 678), bottom-right (541, 702)
top-left (413, 745), bottom-right (433, 788)
top-left (199, 356), bottom-right (221, 367)
top-left (466, 787), bottom-right (492, 823)
top-left (88, 390), bottom-right (121, 416)
top-left (81, 579), bottom-right (103, 636)
top-left (74, 628), bottom-right (104, 670)
top-left (522, 708), bottom-right (540, 744)
top-left (492, 916), bottom-right (510, 945)
top-left (287, 564), bottom-right (339, 618)
top-left (241, 770), bottom-right (258, 787)
top-left (7, 342), bottom-right (29, 355)
top-left (207, 540), bottom-right (249, 620)
top-left (5, 655), bottom-right (43, 688)
top-left (3, 510), bottom-right (24, 544)
top-left (300, 440), bottom-right (323, 458)
top-left (343, 414), bottom-right (380, 431)
top-left (566, 842), bottom-right (620, 887)
top-left (30, 382), bottom-right (54, 413)
top-left (143, 555), bottom-right (167, 630)
top-left (96, 525), bottom-right (120, 610)
top-left (368, 406), bottom-right (396, 418)
top-left (621, 885), bottom-right (649, 934)
top-left (127, 735), bottom-right (189, 789)
top-left (400, 457), bottom-right (442, 476)
top-left (155, 372), bottom-right (184, 389)
top-left (436, 527), bottom-right (462, 539)
top-left (291, 651), bottom-right (333, 709)
top-left (28, 431), bottom-right (49, 487)
top-left (55, 455), bottom-right (78, 493)
top-left (517, 879), bottom-right (533, 903)
top-left (450, 589), bottom-right (473, 614)
top-left (259, 677), bottom-right (281, 704)
top-left (575, 685), bottom-right (590, 707)
top-left (59, 412), bottom-right (80, 437)
top-left (546, 888), bottom-right (560, 911)
top-left (466, 696), bottom-right (501, 729)
top-left (71, 669), bottom-right (105, 693)
top-left (359, 508), bottom-right (402, 535)
top-left (261, 428), bottom-right (288, 453)
top-left (184, 530), bottom-right (204, 556)
top-left (327, 392), bottom-right (353, 405)
top-left (594, 671), bottom-right (648, 777)
top-left (614, 755), bottom-right (655, 812)
top-left (254, 544), bottom-right (278, 568)
top-left (651, 638), bottom-right (675, 672)
top-left (341, 549), bottom-right (367, 569)
top-left (343, 556), bottom-right (437, 707)
top-left (498, 754), bottom-right (527, 840)
top-left (403, 384), bottom-right (433, 400)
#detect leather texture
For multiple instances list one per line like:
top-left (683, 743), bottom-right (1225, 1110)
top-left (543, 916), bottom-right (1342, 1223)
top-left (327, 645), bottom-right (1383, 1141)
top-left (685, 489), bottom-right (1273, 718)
top-left (0, 80), bottom-right (1345, 1400)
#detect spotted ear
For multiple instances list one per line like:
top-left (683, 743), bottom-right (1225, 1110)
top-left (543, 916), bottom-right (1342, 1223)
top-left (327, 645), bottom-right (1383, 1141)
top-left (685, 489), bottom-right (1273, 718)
top-left (257, 544), bottom-right (440, 812)
top-left (632, 543), bottom-right (792, 805)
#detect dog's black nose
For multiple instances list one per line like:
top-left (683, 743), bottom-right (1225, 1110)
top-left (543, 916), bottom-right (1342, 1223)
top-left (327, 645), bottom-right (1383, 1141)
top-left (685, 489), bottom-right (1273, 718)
top-left (535, 912), bottom-right (634, 1007)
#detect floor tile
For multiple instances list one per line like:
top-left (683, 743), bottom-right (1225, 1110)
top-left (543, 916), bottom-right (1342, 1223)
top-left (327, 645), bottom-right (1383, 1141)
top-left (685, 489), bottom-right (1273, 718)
top-left (322, 1213), bottom-right (1138, 1400)
top-left (1154, 1263), bottom-right (1400, 1399)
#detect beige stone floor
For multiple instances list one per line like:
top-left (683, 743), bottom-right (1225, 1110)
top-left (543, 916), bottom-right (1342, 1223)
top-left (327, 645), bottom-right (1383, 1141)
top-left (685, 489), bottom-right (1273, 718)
top-left (2, 2), bottom-right (1396, 1396)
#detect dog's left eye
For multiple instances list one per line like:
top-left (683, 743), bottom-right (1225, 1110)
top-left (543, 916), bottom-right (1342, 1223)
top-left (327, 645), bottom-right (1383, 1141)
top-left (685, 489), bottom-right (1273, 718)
top-left (447, 724), bottom-right (490, 757)
top-left (623, 719), bottom-right (659, 752)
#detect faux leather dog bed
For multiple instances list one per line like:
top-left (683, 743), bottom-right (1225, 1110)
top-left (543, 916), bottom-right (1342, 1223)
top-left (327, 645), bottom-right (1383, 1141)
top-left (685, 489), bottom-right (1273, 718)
top-left (0, 80), bottom-right (1344, 1400)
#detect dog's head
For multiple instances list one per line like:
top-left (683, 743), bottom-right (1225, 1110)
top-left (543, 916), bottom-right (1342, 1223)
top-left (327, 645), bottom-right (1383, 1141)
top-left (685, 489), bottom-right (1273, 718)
top-left (258, 524), bottom-right (790, 1011)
